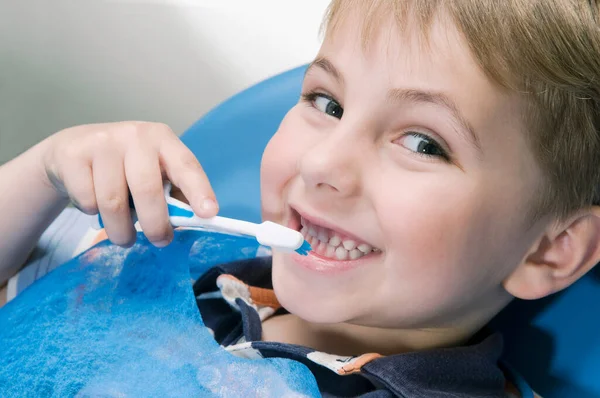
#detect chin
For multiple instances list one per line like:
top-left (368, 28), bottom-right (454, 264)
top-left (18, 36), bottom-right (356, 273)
top-left (271, 253), bottom-right (357, 324)
top-left (275, 289), bottom-right (352, 324)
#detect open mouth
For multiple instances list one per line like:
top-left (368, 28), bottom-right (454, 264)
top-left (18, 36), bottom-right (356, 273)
top-left (291, 209), bottom-right (380, 261)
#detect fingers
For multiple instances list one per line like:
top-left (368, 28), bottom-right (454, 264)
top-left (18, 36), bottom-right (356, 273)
top-left (160, 138), bottom-right (219, 218)
top-left (125, 145), bottom-right (173, 247)
top-left (58, 161), bottom-right (98, 215)
top-left (92, 149), bottom-right (136, 247)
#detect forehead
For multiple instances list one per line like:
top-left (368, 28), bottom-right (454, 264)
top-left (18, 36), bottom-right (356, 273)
top-left (320, 6), bottom-right (475, 84)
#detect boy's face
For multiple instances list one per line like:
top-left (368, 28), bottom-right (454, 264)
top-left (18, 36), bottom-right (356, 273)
top-left (260, 12), bottom-right (545, 330)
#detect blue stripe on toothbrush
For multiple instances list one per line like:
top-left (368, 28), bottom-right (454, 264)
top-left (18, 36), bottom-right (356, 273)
top-left (167, 203), bottom-right (194, 218)
top-left (295, 240), bottom-right (312, 256)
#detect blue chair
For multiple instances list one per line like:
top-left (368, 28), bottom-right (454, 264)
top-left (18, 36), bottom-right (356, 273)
top-left (181, 65), bottom-right (600, 398)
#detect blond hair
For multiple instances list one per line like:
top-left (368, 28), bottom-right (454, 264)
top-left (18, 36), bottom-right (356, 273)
top-left (323, 0), bottom-right (600, 221)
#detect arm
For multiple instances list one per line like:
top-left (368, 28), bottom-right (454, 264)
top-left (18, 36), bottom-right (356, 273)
top-left (0, 141), bottom-right (68, 284)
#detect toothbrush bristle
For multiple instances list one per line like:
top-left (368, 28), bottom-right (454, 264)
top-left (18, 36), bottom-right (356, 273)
top-left (295, 240), bottom-right (312, 256)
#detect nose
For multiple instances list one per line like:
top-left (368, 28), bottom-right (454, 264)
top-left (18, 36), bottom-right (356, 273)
top-left (299, 127), bottom-right (363, 197)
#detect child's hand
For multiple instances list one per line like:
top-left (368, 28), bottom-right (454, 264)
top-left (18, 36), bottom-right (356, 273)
top-left (41, 122), bottom-right (218, 247)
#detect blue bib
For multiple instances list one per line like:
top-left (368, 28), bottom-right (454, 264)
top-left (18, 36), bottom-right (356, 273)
top-left (0, 230), bottom-right (319, 397)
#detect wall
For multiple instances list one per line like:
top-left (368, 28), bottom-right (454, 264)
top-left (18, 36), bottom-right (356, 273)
top-left (0, 0), bottom-right (328, 163)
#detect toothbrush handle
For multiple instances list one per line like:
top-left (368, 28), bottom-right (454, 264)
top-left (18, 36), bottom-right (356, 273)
top-left (89, 181), bottom-right (306, 253)
top-left (169, 214), bottom-right (258, 237)
top-left (165, 194), bottom-right (258, 237)
top-left (92, 187), bottom-right (260, 240)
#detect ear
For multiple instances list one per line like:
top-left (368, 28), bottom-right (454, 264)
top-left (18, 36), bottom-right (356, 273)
top-left (504, 206), bottom-right (600, 300)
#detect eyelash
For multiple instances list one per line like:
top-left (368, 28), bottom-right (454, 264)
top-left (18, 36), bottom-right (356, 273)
top-left (301, 90), bottom-right (329, 105)
top-left (402, 132), bottom-right (451, 162)
top-left (301, 90), bottom-right (451, 162)
top-left (301, 90), bottom-right (323, 103)
top-left (301, 91), bottom-right (343, 119)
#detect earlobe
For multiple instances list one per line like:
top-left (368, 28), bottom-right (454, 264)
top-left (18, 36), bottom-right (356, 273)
top-left (503, 207), bottom-right (600, 300)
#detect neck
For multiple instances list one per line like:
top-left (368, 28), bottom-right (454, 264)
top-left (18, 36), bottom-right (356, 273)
top-left (262, 314), bottom-right (478, 356)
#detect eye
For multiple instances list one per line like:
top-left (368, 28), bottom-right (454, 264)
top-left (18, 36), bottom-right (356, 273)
top-left (302, 92), bottom-right (344, 119)
top-left (400, 132), bottom-right (450, 161)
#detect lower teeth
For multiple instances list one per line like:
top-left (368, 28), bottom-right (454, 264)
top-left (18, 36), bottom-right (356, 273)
top-left (335, 246), bottom-right (348, 260)
top-left (304, 234), bottom-right (375, 260)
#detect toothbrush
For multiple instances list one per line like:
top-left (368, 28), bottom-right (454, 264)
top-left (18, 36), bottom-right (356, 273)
top-left (91, 182), bottom-right (312, 255)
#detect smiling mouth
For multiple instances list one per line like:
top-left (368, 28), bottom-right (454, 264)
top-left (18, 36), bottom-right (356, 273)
top-left (296, 214), bottom-right (381, 261)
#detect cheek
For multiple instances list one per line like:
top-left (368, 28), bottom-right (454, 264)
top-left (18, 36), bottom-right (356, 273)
top-left (377, 182), bottom-right (472, 275)
top-left (374, 175), bottom-right (518, 308)
top-left (260, 107), bottom-right (308, 220)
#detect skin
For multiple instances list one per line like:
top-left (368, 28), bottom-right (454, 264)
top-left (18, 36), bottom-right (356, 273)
top-left (0, 122), bottom-right (218, 286)
top-left (259, 10), bottom-right (599, 356)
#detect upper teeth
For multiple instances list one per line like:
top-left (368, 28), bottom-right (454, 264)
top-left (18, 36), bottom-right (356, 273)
top-left (342, 240), bottom-right (356, 250)
top-left (300, 217), bottom-right (378, 261)
top-left (328, 235), bottom-right (341, 247)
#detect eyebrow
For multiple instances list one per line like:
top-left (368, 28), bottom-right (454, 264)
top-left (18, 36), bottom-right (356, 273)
top-left (306, 56), bottom-right (481, 153)
top-left (306, 57), bottom-right (345, 87)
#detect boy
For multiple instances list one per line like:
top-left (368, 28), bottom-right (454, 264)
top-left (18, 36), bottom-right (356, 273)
top-left (2, 0), bottom-right (599, 396)
top-left (195, 1), bottom-right (598, 396)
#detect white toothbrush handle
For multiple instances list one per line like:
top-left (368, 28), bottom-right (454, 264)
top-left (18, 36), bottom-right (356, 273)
top-left (169, 215), bottom-right (258, 237)
top-left (91, 183), bottom-right (258, 237)
top-left (162, 192), bottom-right (257, 236)
top-left (90, 181), bottom-right (309, 253)
top-left (165, 196), bottom-right (305, 252)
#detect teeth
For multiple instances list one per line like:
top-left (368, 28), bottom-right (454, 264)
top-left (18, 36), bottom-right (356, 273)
top-left (316, 241), bottom-right (327, 255)
top-left (299, 216), bottom-right (379, 260)
top-left (317, 228), bottom-right (329, 242)
top-left (335, 246), bottom-right (348, 260)
top-left (357, 243), bottom-right (372, 253)
top-left (328, 235), bottom-right (341, 247)
top-left (325, 245), bottom-right (336, 257)
top-left (342, 240), bottom-right (356, 250)
top-left (349, 249), bottom-right (362, 260)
